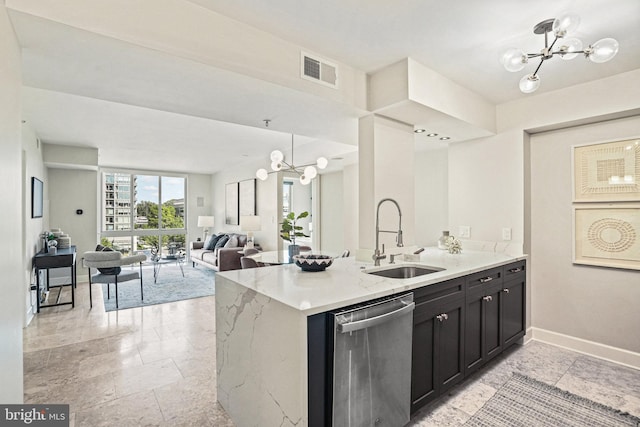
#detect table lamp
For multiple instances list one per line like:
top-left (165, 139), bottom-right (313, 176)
top-left (240, 215), bottom-right (261, 249)
top-left (197, 215), bottom-right (215, 241)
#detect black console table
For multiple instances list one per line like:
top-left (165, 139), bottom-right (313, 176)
top-left (33, 245), bottom-right (76, 313)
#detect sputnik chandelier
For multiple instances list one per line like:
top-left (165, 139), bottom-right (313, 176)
top-left (256, 133), bottom-right (328, 185)
top-left (501, 13), bottom-right (619, 93)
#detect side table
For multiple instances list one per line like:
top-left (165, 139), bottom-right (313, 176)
top-left (33, 245), bottom-right (77, 313)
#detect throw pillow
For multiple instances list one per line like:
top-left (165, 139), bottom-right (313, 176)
top-left (225, 235), bottom-right (239, 248)
top-left (95, 245), bottom-right (122, 276)
top-left (215, 235), bottom-right (230, 249)
top-left (205, 234), bottom-right (222, 250)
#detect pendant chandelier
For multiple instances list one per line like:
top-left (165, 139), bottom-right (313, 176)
top-left (501, 12), bottom-right (619, 93)
top-left (256, 134), bottom-right (328, 185)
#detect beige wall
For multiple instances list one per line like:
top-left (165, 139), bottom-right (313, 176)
top-left (530, 116), bottom-right (640, 354)
top-left (0, 2), bottom-right (24, 403)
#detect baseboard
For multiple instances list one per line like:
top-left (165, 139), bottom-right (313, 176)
top-left (531, 327), bottom-right (640, 370)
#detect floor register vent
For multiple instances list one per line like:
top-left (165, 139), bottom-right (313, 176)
top-left (302, 52), bottom-right (338, 88)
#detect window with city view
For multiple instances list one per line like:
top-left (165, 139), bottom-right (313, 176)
top-left (101, 172), bottom-right (186, 257)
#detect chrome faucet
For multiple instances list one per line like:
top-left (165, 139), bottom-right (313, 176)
top-left (373, 198), bottom-right (404, 266)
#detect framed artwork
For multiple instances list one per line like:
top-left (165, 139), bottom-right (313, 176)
top-left (31, 177), bottom-right (43, 218)
top-left (574, 204), bottom-right (640, 270)
top-left (239, 179), bottom-right (256, 216)
top-left (225, 182), bottom-right (239, 225)
top-left (573, 138), bottom-right (640, 202)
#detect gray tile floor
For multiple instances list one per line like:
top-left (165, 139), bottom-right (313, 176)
top-left (24, 279), bottom-right (640, 426)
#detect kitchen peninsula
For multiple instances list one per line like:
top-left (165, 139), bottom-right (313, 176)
top-left (215, 248), bottom-right (527, 427)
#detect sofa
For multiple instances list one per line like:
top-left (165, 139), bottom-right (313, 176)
top-left (189, 233), bottom-right (251, 272)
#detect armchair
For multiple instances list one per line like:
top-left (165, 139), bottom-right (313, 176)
top-left (83, 251), bottom-right (147, 309)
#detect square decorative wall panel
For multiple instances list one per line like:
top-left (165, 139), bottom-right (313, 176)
top-left (573, 138), bottom-right (640, 202)
top-left (574, 204), bottom-right (640, 270)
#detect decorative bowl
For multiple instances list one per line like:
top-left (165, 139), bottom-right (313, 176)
top-left (293, 254), bottom-right (334, 272)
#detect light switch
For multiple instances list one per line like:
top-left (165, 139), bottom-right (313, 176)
top-left (502, 228), bottom-right (512, 241)
top-left (459, 226), bottom-right (471, 238)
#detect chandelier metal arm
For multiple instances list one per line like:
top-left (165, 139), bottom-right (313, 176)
top-left (532, 58), bottom-right (545, 77)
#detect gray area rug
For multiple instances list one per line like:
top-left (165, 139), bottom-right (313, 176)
top-left (465, 373), bottom-right (640, 427)
top-left (101, 264), bottom-right (215, 311)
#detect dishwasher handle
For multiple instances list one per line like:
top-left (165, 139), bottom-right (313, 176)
top-left (338, 301), bottom-right (415, 333)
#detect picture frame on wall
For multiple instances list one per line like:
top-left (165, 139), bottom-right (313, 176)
top-left (573, 204), bottom-right (640, 271)
top-left (31, 177), bottom-right (43, 219)
top-left (225, 182), bottom-right (239, 225)
top-left (573, 138), bottom-right (640, 202)
top-left (239, 179), bottom-right (256, 216)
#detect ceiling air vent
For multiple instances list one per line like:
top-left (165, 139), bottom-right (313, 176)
top-left (301, 52), bottom-right (338, 88)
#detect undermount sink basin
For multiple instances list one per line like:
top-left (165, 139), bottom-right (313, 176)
top-left (365, 265), bottom-right (445, 279)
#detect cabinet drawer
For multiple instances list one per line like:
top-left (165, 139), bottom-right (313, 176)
top-left (413, 278), bottom-right (465, 306)
top-left (503, 260), bottom-right (526, 281)
top-left (466, 267), bottom-right (502, 295)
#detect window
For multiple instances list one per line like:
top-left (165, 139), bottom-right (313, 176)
top-left (100, 171), bottom-right (186, 257)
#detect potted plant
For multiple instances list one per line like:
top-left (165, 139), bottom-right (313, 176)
top-left (280, 211), bottom-right (309, 258)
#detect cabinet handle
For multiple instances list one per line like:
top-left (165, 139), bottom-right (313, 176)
top-left (508, 267), bottom-right (522, 273)
top-left (483, 295), bottom-right (493, 302)
top-left (436, 313), bottom-right (449, 322)
top-left (503, 288), bottom-right (510, 294)
top-left (479, 277), bottom-right (493, 283)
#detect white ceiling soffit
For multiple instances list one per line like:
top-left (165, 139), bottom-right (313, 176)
top-left (23, 87), bottom-right (357, 175)
top-left (11, 10), bottom-right (359, 174)
top-left (187, 0), bottom-right (640, 105)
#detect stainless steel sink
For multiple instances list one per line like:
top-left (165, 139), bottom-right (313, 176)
top-left (365, 265), bottom-right (444, 279)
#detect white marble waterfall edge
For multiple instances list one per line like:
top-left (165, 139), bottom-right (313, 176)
top-left (216, 275), bottom-right (308, 427)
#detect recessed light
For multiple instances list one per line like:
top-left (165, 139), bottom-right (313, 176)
top-left (426, 133), bottom-right (438, 137)
top-left (414, 129), bottom-right (426, 133)
top-left (440, 136), bottom-right (451, 141)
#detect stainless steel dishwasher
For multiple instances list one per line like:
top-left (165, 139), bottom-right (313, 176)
top-left (332, 293), bottom-right (415, 427)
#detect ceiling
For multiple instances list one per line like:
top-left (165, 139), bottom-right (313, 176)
top-left (9, 0), bottom-right (640, 174)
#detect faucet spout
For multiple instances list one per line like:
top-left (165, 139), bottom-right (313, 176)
top-left (373, 198), bottom-right (404, 266)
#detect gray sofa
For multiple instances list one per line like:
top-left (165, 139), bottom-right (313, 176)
top-left (189, 233), bottom-right (249, 272)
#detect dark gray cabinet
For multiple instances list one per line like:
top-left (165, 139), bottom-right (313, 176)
top-left (464, 267), bottom-right (504, 376)
top-left (502, 261), bottom-right (527, 348)
top-left (410, 278), bottom-right (465, 413)
top-left (411, 260), bottom-right (526, 416)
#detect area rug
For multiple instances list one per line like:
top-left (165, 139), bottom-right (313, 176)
top-left (101, 265), bottom-right (215, 311)
top-left (465, 373), bottom-right (640, 427)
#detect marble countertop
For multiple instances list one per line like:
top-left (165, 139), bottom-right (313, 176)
top-left (216, 247), bottom-right (527, 316)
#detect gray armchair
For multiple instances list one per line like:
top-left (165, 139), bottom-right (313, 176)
top-left (83, 251), bottom-right (147, 309)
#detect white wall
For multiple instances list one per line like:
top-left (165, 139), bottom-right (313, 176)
top-left (530, 116), bottom-right (640, 355)
top-left (0, 2), bottom-right (24, 403)
top-left (448, 129), bottom-right (525, 252)
top-left (319, 171), bottom-right (344, 252)
top-left (22, 124), bottom-right (47, 321)
top-left (187, 173), bottom-right (213, 242)
top-left (48, 168), bottom-right (98, 274)
top-left (414, 146), bottom-right (449, 247)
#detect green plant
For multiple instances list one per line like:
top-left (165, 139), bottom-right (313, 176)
top-left (280, 211), bottom-right (309, 245)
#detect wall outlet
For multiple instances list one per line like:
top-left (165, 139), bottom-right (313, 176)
top-left (502, 227), bottom-right (512, 241)
top-left (459, 225), bottom-right (471, 238)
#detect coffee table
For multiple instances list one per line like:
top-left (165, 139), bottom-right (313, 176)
top-left (150, 255), bottom-right (185, 283)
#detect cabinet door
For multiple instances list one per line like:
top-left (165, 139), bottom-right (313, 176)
top-left (502, 275), bottom-right (526, 348)
top-left (465, 282), bottom-right (503, 375)
top-left (437, 298), bottom-right (465, 394)
top-left (464, 289), bottom-right (484, 375)
top-left (411, 296), bottom-right (465, 414)
top-left (411, 300), bottom-right (440, 413)
top-left (484, 282), bottom-right (503, 362)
